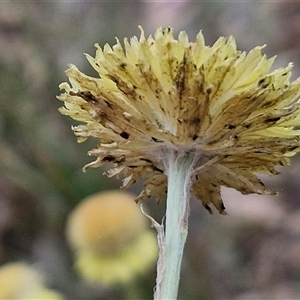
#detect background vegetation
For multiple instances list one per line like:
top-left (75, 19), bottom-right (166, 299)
top-left (1, 1), bottom-right (300, 299)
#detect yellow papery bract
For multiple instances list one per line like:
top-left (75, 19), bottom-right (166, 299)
top-left (58, 26), bottom-right (300, 214)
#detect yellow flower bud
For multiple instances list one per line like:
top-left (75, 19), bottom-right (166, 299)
top-left (0, 262), bottom-right (63, 299)
top-left (66, 191), bottom-right (157, 285)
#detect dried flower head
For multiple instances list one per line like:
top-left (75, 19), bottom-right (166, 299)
top-left (58, 26), bottom-right (300, 214)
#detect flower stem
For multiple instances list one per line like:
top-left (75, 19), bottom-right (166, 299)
top-left (155, 151), bottom-right (197, 300)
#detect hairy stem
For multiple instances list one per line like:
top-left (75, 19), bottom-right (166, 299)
top-left (154, 150), bottom-right (197, 300)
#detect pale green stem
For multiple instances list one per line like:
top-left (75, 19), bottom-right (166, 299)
top-left (154, 150), bottom-right (197, 300)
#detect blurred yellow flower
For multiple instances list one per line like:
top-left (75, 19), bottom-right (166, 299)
top-left (0, 262), bottom-right (64, 299)
top-left (58, 26), bottom-right (300, 214)
top-left (66, 191), bottom-right (157, 285)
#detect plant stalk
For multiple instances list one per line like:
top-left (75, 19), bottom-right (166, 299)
top-left (154, 150), bottom-right (197, 300)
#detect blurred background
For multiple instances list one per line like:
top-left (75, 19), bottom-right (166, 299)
top-left (1, 1), bottom-right (300, 299)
